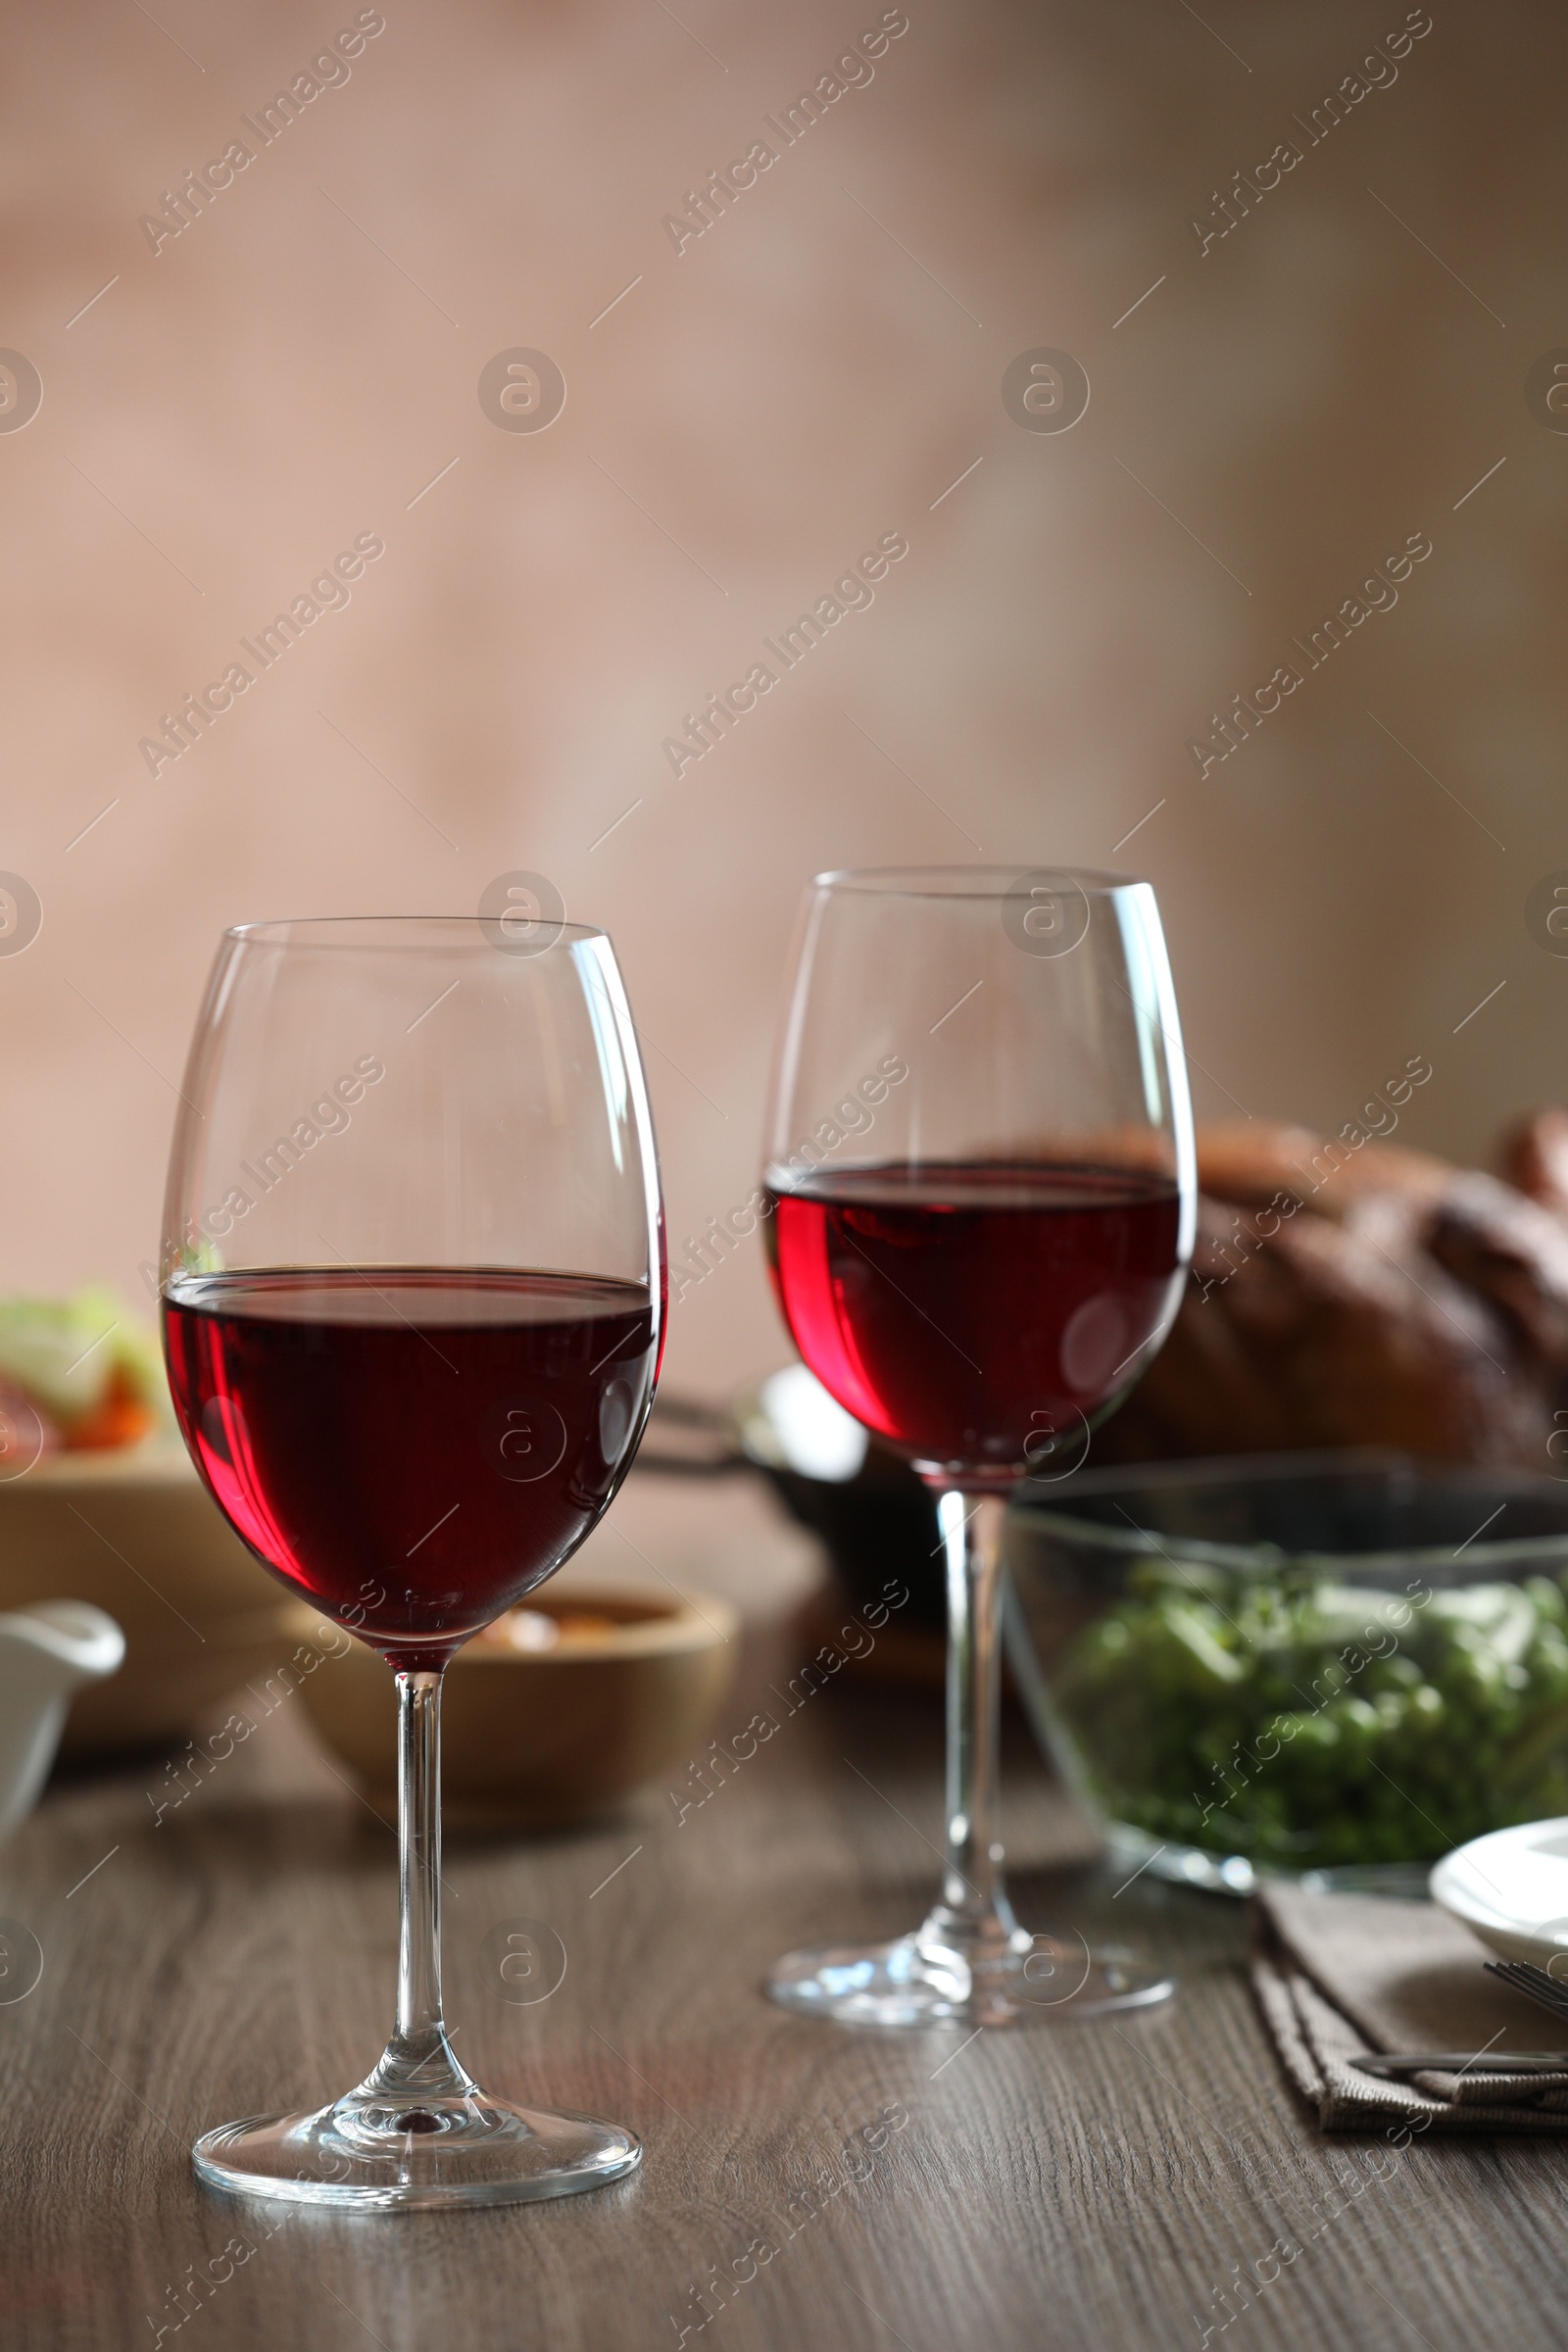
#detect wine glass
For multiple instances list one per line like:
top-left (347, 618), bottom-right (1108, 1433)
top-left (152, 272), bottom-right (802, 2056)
top-left (760, 867), bottom-right (1195, 2028)
top-left (160, 914), bottom-right (664, 2207)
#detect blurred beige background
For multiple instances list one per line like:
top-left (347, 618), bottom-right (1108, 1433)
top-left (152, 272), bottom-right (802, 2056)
top-left (4, 0), bottom-right (1565, 1406)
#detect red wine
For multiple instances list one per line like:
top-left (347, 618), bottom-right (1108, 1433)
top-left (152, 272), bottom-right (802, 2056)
top-left (164, 1268), bottom-right (658, 1666)
top-left (764, 1163), bottom-right (1182, 1477)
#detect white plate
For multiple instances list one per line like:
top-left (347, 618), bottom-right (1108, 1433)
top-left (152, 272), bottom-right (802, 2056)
top-left (1430, 1819), bottom-right (1568, 1965)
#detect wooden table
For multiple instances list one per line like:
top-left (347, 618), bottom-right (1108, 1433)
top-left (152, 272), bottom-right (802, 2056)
top-left (5, 1609), bottom-right (1567, 2352)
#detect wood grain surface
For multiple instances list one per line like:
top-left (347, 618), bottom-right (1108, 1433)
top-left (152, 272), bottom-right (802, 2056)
top-left (2, 1616), bottom-right (1565, 2352)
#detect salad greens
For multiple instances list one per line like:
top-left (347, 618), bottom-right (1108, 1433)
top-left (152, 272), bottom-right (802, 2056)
top-left (1052, 1554), bottom-right (1568, 1868)
top-left (0, 1288), bottom-right (169, 1443)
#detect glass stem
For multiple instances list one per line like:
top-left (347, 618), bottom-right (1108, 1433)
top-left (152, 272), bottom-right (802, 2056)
top-left (921, 1490), bottom-right (1024, 1964)
top-left (359, 1667), bottom-right (475, 2109)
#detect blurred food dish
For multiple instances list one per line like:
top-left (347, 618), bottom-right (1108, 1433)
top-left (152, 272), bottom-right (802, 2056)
top-left (1101, 1112), bottom-right (1568, 1469)
top-left (0, 1288), bottom-right (172, 1467)
top-left (291, 1585), bottom-right (738, 1830)
top-left (1005, 1450), bottom-right (1568, 1894)
top-left (0, 1439), bottom-right (296, 1755)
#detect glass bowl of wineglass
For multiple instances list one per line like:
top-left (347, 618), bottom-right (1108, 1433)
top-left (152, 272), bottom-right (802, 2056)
top-left (759, 866), bottom-right (1196, 2028)
top-left (160, 915), bottom-right (663, 2208)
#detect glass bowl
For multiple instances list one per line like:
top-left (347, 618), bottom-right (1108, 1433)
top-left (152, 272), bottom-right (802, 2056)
top-left (1004, 1450), bottom-right (1568, 1896)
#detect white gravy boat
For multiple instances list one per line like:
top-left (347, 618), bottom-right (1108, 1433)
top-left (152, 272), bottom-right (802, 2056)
top-left (0, 1603), bottom-right (124, 1844)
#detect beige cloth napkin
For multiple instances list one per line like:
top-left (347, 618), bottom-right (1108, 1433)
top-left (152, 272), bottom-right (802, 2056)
top-left (1251, 1883), bottom-right (1568, 2132)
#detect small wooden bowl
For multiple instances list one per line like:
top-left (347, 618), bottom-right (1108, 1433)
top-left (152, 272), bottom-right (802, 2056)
top-left (0, 1440), bottom-right (299, 1755)
top-left (287, 1585), bottom-right (739, 1831)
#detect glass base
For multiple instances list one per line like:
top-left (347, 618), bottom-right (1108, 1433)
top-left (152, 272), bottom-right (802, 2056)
top-left (193, 2085), bottom-right (642, 2211)
top-left (764, 1930), bottom-right (1175, 2030)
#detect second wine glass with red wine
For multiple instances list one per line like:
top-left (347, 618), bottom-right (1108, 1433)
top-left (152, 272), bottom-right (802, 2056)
top-left (761, 867), bottom-right (1195, 2027)
top-left (161, 915), bottom-right (663, 2206)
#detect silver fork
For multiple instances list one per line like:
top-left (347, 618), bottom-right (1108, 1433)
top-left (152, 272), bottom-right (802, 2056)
top-left (1485, 1958), bottom-right (1568, 2020)
top-left (1351, 2049), bottom-right (1568, 2079)
top-left (1347, 1962), bottom-right (1568, 2077)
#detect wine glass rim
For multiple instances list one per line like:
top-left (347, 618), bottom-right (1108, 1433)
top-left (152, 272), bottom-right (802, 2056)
top-left (811, 864), bottom-right (1146, 900)
top-left (220, 914), bottom-right (607, 950)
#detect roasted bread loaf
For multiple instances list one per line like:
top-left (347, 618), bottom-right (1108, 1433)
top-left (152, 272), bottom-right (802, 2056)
top-left (1100, 1115), bottom-right (1568, 1470)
